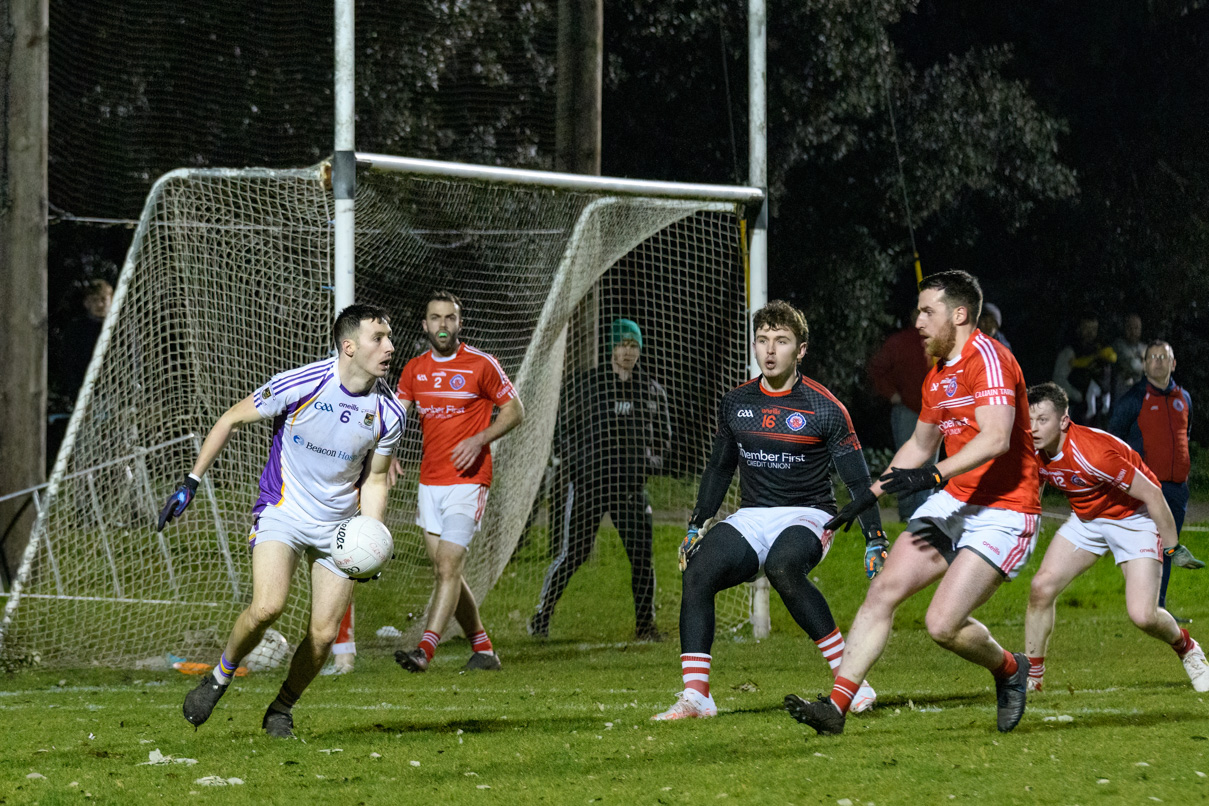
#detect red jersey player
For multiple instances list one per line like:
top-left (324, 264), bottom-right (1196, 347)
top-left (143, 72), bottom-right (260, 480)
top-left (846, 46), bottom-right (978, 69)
top-left (389, 291), bottom-right (525, 673)
top-left (786, 270), bottom-right (1040, 736)
top-left (1024, 382), bottom-right (1208, 693)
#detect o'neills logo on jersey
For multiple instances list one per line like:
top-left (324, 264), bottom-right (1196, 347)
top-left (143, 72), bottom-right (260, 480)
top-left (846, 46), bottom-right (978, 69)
top-left (942, 377), bottom-right (958, 397)
top-left (785, 412), bottom-right (807, 431)
top-left (450, 374), bottom-right (466, 390)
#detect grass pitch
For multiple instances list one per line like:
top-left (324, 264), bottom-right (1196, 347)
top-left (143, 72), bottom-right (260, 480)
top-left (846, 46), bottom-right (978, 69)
top-left (4, 520), bottom-right (1209, 805)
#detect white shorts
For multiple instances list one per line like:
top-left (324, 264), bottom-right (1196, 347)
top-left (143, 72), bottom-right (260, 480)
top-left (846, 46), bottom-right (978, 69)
top-left (1057, 510), bottom-right (1162, 565)
top-left (250, 506), bottom-right (349, 579)
top-left (720, 506), bottom-right (834, 569)
top-left (416, 483), bottom-right (489, 548)
top-left (907, 489), bottom-right (1040, 580)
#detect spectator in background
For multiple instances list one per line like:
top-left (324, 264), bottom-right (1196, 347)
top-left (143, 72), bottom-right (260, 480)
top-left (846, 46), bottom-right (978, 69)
top-left (47, 279), bottom-right (114, 470)
top-left (1109, 340), bottom-right (1203, 618)
top-left (979, 303), bottom-right (1011, 350)
top-left (1113, 313), bottom-right (1147, 400)
top-left (1053, 314), bottom-right (1117, 426)
top-left (52, 278), bottom-right (113, 405)
top-left (868, 310), bottom-right (933, 520)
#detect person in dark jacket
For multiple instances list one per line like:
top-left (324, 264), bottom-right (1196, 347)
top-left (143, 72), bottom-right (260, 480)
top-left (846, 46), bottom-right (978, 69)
top-left (530, 319), bottom-right (672, 640)
top-left (1108, 340), bottom-right (1203, 614)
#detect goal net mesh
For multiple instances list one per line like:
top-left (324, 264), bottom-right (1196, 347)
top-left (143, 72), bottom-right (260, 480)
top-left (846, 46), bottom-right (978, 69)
top-left (2, 161), bottom-right (752, 668)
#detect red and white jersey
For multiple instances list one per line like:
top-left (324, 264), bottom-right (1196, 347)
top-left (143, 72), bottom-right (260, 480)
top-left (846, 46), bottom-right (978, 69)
top-left (1037, 423), bottom-right (1158, 521)
top-left (919, 330), bottom-right (1040, 514)
top-left (396, 343), bottom-right (516, 487)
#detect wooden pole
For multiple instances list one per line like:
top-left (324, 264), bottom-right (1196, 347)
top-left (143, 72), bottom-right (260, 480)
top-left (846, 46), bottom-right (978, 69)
top-left (0, 0), bottom-right (49, 587)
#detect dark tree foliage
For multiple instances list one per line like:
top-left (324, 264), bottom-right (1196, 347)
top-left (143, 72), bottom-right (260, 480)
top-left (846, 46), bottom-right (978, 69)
top-left (895, 1), bottom-right (1209, 437)
top-left (603, 0), bottom-right (1075, 428)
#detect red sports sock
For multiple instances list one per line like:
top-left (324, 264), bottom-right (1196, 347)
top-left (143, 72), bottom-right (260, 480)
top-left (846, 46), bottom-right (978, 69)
top-left (470, 630), bottom-right (493, 654)
top-left (1172, 628), bottom-right (1193, 657)
top-left (814, 628), bottom-right (845, 676)
top-left (419, 630), bottom-right (441, 661)
top-left (830, 676), bottom-right (860, 715)
top-left (1027, 655), bottom-right (1045, 681)
top-left (681, 653), bottom-right (711, 698)
top-left (991, 649), bottom-right (1019, 680)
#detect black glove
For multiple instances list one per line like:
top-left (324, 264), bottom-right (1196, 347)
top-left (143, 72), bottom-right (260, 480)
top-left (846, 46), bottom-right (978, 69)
top-left (158, 474), bottom-right (200, 531)
top-left (824, 487), bottom-right (879, 533)
top-left (879, 464), bottom-right (944, 497)
top-left (863, 529), bottom-right (889, 579)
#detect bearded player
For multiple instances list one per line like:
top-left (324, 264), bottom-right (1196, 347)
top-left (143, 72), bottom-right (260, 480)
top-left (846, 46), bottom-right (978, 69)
top-left (160, 304), bottom-right (405, 738)
top-left (1024, 382), bottom-right (1209, 694)
top-left (390, 291), bottom-right (524, 672)
top-left (786, 270), bottom-right (1039, 736)
top-left (652, 300), bottom-right (885, 720)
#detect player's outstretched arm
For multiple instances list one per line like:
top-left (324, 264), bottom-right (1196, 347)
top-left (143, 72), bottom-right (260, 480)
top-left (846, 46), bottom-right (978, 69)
top-left (1127, 472), bottom-right (1180, 550)
top-left (451, 397), bottom-right (525, 471)
top-left (360, 452), bottom-right (393, 523)
top-left (158, 395), bottom-right (262, 531)
top-left (680, 433), bottom-right (739, 571)
top-left (830, 449), bottom-right (888, 577)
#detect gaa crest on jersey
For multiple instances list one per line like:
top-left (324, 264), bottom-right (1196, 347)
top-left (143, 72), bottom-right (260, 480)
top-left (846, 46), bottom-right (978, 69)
top-left (942, 376), bottom-right (958, 397)
top-left (1070, 473), bottom-right (1090, 487)
top-left (785, 412), bottom-right (807, 431)
top-left (450, 374), bottom-right (466, 391)
top-left (1174, 399), bottom-right (1186, 412)
top-left (261, 387), bottom-right (272, 400)
top-left (362, 412), bottom-right (375, 429)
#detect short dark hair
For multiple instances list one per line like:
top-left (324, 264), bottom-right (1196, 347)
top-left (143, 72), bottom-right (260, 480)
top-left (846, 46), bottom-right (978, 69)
top-left (83, 279), bottom-right (113, 299)
top-left (425, 290), bottom-right (462, 316)
top-left (1027, 381), bottom-right (1069, 414)
top-left (752, 299), bottom-right (809, 348)
top-left (918, 270), bottom-right (982, 325)
top-left (333, 303), bottom-right (390, 349)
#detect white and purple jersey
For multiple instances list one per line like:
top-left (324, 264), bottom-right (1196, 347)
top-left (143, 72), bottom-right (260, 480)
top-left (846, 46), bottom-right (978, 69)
top-left (251, 358), bottom-right (406, 524)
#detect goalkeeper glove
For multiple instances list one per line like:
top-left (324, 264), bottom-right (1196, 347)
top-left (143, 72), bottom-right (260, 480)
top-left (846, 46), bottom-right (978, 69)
top-left (879, 464), bottom-right (943, 497)
top-left (158, 473), bottom-right (200, 531)
top-left (863, 529), bottom-right (889, 579)
top-left (824, 487), bottom-right (879, 533)
top-left (679, 526), bottom-right (702, 572)
top-left (679, 518), bottom-right (718, 571)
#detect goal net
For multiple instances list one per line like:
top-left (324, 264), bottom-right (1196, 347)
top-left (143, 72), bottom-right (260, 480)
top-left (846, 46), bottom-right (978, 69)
top-left (1, 157), bottom-right (760, 668)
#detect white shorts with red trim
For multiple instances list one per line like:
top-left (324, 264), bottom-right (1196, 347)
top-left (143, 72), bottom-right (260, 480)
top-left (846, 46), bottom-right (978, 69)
top-left (1057, 510), bottom-right (1162, 565)
top-left (416, 482), bottom-right (489, 547)
top-left (721, 506), bottom-right (834, 569)
top-left (907, 489), bottom-right (1039, 580)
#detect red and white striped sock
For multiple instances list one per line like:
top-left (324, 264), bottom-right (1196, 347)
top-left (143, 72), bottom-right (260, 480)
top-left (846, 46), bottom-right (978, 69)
top-left (1172, 628), bottom-right (1194, 657)
top-left (681, 653), bottom-right (711, 699)
top-left (829, 676), bottom-right (860, 715)
top-left (470, 630), bottom-right (494, 654)
top-left (419, 630), bottom-right (441, 661)
top-left (1027, 656), bottom-right (1045, 683)
top-left (814, 628), bottom-right (845, 676)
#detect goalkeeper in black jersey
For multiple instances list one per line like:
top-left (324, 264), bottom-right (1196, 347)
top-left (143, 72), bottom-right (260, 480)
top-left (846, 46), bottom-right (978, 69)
top-left (531, 318), bottom-right (672, 640)
top-left (652, 300), bottom-right (886, 720)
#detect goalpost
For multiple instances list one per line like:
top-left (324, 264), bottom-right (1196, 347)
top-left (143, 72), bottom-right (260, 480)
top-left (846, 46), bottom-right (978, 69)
top-left (0, 156), bottom-right (765, 667)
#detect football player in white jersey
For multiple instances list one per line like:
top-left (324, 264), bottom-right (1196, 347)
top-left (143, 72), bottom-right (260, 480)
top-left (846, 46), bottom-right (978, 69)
top-left (158, 304), bottom-right (405, 738)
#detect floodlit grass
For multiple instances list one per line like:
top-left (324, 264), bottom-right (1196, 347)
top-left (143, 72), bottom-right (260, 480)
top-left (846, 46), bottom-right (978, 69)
top-left (4, 522), bottom-right (1209, 805)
